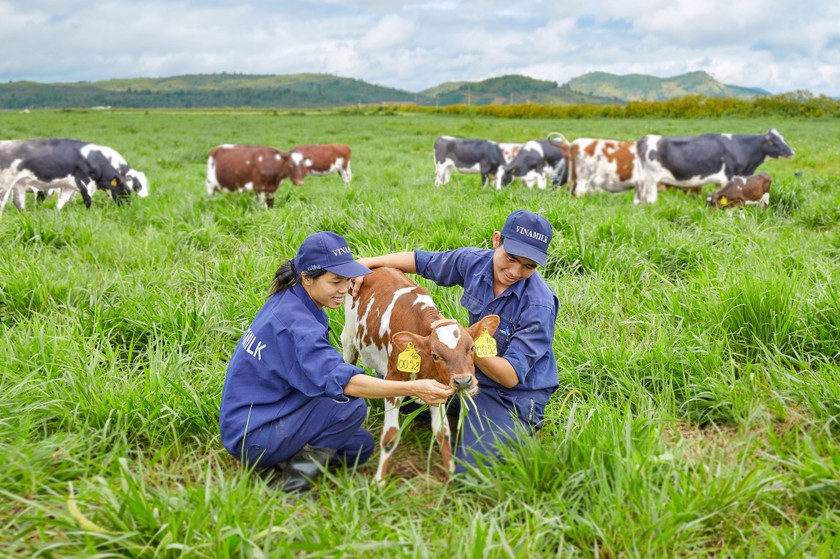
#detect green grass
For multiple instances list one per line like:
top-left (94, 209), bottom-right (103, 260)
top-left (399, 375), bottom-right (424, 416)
top-left (1, 109), bottom-right (839, 557)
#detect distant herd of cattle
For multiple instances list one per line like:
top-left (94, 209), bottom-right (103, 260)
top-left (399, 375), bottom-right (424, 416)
top-left (434, 128), bottom-right (793, 207)
top-left (0, 127), bottom-right (794, 218)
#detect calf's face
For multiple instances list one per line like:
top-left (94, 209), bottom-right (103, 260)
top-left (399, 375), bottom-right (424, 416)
top-left (391, 314), bottom-right (500, 394)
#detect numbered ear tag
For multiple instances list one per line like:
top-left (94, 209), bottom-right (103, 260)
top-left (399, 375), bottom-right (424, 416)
top-left (720, 196), bottom-right (728, 206)
top-left (110, 178), bottom-right (118, 186)
top-left (475, 328), bottom-right (497, 358)
top-left (397, 342), bottom-right (421, 374)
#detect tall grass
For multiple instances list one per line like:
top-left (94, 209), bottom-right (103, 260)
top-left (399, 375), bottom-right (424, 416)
top-left (1, 109), bottom-right (839, 556)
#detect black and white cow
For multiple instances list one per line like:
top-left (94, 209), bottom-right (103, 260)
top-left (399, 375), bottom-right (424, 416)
top-left (0, 139), bottom-right (132, 217)
top-left (27, 145), bottom-right (150, 208)
top-left (635, 128), bottom-right (794, 204)
top-left (433, 136), bottom-right (506, 189)
top-left (500, 139), bottom-right (567, 190)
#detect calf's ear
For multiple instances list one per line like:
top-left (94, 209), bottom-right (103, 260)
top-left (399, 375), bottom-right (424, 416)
top-left (392, 331), bottom-right (429, 354)
top-left (468, 314), bottom-right (500, 339)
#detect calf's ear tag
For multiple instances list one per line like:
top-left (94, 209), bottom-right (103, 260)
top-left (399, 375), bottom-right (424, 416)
top-left (397, 342), bottom-right (421, 374)
top-left (110, 178), bottom-right (118, 186)
top-left (475, 328), bottom-right (498, 358)
top-left (720, 196), bottom-right (728, 206)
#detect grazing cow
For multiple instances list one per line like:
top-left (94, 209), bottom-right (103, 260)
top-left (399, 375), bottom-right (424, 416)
top-left (433, 136), bottom-right (506, 189)
top-left (25, 145), bottom-right (150, 208)
top-left (635, 128), bottom-right (794, 204)
top-left (206, 144), bottom-right (306, 208)
top-left (707, 172), bottom-right (772, 209)
top-left (341, 267), bottom-right (499, 482)
top-left (0, 138), bottom-right (131, 218)
top-left (500, 139), bottom-right (567, 190)
top-left (291, 143), bottom-right (352, 184)
top-left (547, 133), bottom-right (640, 198)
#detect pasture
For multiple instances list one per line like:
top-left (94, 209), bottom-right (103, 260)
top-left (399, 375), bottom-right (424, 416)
top-left (1, 108), bottom-right (839, 557)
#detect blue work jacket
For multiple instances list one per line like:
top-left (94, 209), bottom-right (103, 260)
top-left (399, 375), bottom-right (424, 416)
top-left (415, 248), bottom-right (559, 392)
top-left (219, 283), bottom-right (363, 454)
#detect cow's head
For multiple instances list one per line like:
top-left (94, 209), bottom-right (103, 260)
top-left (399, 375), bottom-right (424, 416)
top-left (500, 163), bottom-right (519, 188)
top-left (83, 148), bottom-right (132, 205)
top-left (288, 151), bottom-right (311, 186)
top-left (102, 173), bottom-right (132, 205)
top-left (764, 128), bottom-right (795, 159)
top-left (391, 314), bottom-right (500, 394)
top-left (127, 169), bottom-right (150, 197)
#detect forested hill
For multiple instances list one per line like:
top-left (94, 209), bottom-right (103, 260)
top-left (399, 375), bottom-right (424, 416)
top-left (566, 71), bottom-right (770, 102)
top-left (0, 71), bottom-right (770, 110)
top-left (0, 74), bottom-right (423, 110)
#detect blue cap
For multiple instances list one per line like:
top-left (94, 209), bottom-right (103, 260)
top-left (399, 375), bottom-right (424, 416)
top-left (500, 210), bottom-right (552, 267)
top-left (293, 231), bottom-right (372, 278)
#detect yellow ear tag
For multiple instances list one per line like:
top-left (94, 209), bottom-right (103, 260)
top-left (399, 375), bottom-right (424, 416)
top-left (110, 178), bottom-right (118, 186)
top-left (475, 328), bottom-right (498, 358)
top-left (720, 196), bottom-right (728, 206)
top-left (397, 342), bottom-right (421, 374)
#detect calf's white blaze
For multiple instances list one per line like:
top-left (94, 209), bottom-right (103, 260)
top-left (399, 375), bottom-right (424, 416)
top-left (435, 323), bottom-right (460, 349)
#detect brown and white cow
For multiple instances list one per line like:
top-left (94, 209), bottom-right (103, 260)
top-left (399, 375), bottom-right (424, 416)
top-left (206, 144), bottom-right (306, 208)
top-left (547, 133), bottom-right (640, 198)
top-left (706, 172), bottom-right (772, 209)
top-left (291, 143), bottom-right (352, 184)
top-left (341, 267), bottom-right (499, 482)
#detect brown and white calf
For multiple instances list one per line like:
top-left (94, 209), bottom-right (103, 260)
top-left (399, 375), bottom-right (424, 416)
top-left (548, 133), bottom-right (640, 198)
top-left (291, 143), bottom-right (352, 184)
top-left (206, 144), bottom-right (306, 208)
top-left (341, 267), bottom-right (499, 482)
top-left (706, 172), bottom-right (772, 209)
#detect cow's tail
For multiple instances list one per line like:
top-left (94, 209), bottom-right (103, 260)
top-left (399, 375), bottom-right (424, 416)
top-left (547, 131), bottom-right (569, 147)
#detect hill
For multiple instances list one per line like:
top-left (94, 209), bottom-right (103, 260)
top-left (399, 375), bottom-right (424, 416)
top-left (0, 73), bottom-right (428, 110)
top-left (566, 71), bottom-right (769, 102)
top-left (0, 71), bottom-right (771, 110)
top-left (420, 74), bottom-right (617, 106)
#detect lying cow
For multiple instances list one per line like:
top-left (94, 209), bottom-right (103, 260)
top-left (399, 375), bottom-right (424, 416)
top-left (500, 139), bottom-right (567, 190)
top-left (547, 133), bottom-right (639, 198)
top-left (291, 143), bottom-right (352, 184)
top-left (206, 144), bottom-right (306, 208)
top-left (434, 136), bottom-right (506, 189)
top-left (0, 138), bottom-right (131, 218)
top-left (707, 172), bottom-right (772, 209)
top-left (636, 128), bottom-right (794, 204)
top-left (341, 267), bottom-right (499, 482)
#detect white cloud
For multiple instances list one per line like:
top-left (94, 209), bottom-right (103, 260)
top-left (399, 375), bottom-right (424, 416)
top-left (358, 14), bottom-right (416, 52)
top-left (0, 0), bottom-right (836, 95)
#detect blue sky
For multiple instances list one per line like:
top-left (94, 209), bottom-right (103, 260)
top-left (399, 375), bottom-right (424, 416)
top-left (1, 0), bottom-right (838, 96)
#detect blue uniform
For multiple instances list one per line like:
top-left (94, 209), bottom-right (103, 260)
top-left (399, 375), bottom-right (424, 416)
top-left (219, 283), bottom-right (374, 468)
top-left (415, 247), bottom-right (559, 472)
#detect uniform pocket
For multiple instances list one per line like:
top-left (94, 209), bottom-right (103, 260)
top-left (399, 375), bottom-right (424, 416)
top-left (513, 396), bottom-right (545, 430)
top-left (493, 317), bottom-right (514, 355)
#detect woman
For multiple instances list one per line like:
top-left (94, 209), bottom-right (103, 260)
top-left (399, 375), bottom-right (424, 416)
top-left (353, 210), bottom-right (559, 473)
top-left (219, 230), bottom-right (454, 494)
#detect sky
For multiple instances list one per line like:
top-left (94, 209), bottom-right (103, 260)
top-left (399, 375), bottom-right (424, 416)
top-left (1, 0), bottom-right (838, 97)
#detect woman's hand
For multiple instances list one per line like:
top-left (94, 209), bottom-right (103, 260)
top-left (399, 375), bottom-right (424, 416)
top-left (410, 379), bottom-right (455, 406)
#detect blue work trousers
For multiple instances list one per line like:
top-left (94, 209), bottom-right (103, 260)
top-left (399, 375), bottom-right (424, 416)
top-left (238, 397), bottom-right (374, 469)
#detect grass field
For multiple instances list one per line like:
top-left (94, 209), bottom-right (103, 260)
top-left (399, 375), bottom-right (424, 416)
top-left (1, 109), bottom-right (839, 557)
